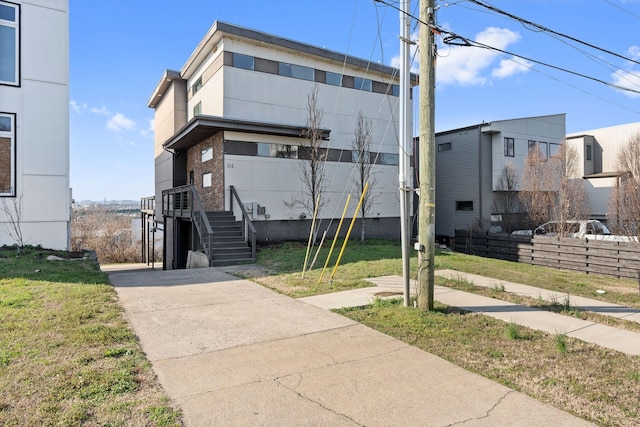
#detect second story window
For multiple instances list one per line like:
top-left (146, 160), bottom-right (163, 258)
top-left (0, 112), bottom-right (15, 196)
top-left (504, 137), bottom-right (514, 157)
top-left (0, 1), bottom-right (20, 86)
top-left (232, 53), bottom-right (254, 71)
top-left (191, 76), bottom-right (202, 95)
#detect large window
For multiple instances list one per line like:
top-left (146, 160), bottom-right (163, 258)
top-left (503, 137), bottom-right (514, 157)
top-left (279, 63), bottom-right (314, 81)
top-left (232, 53), bottom-right (254, 70)
top-left (0, 112), bottom-right (15, 196)
top-left (0, 1), bottom-right (19, 86)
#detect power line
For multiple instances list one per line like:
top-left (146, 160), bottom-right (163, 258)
top-left (443, 33), bottom-right (640, 96)
top-left (374, 0), bottom-right (640, 96)
top-left (601, 0), bottom-right (640, 21)
top-left (466, 0), bottom-right (640, 67)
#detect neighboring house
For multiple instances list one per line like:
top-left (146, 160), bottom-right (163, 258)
top-left (0, 0), bottom-right (70, 250)
top-left (148, 21), bottom-right (413, 269)
top-left (431, 114), bottom-right (566, 240)
top-left (566, 122), bottom-right (640, 223)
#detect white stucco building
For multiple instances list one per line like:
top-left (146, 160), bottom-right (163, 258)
top-left (149, 21), bottom-right (414, 268)
top-left (0, 0), bottom-right (70, 250)
top-left (567, 121), bottom-right (640, 222)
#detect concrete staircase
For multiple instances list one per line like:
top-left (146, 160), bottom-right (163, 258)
top-left (195, 211), bottom-right (255, 266)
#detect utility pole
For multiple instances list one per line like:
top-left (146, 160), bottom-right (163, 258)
top-left (399, 0), bottom-right (411, 307)
top-left (417, 0), bottom-right (436, 310)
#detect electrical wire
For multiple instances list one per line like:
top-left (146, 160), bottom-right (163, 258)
top-left (601, 0), bottom-right (640, 21)
top-left (466, 0), bottom-right (640, 67)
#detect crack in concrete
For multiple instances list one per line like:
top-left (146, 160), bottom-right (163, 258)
top-left (274, 374), bottom-right (365, 426)
top-left (446, 390), bottom-right (514, 426)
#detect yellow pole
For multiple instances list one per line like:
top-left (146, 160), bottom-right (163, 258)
top-left (302, 195), bottom-right (320, 278)
top-left (330, 183), bottom-right (369, 280)
top-left (318, 194), bottom-right (351, 284)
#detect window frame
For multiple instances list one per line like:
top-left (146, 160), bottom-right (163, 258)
top-left (191, 76), bottom-right (202, 95)
top-left (438, 142), bottom-right (452, 152)
top-left (0, 112), bottom-right (16, 196)
top-left (586, 144), bottom-right (592, 161)
top-left (503, 137), bottom-right (514, 157)
top-left (0, 1), bottom-right (20, 87)
top-left (232, 53), bottom-right (254, 71)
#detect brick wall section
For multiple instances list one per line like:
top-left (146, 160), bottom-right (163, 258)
top-left (186, 132), bottom-right (225, 211)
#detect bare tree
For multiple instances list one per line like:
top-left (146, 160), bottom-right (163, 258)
top-left (1, 191), bottom-right (25, 248)
top-left (293, 85), bottom-right (328, 217)
top-left (493, 162), bottom-right (520, 233)
top-left (548, 143), bottom-right (590, 236)
top-left (352, 111), bottom-right (379, 242)
top-left (520, 147), bottom-right (554, 228)
top-left (71, 207), bottom-right (146, 263)
top-left (608, 132), bottom-right (640, 236)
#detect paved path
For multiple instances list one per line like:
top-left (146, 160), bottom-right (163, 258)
top-left (301, 272), bottom-right (640, 356)
top-left (104, 264), bottom-right (592, 426)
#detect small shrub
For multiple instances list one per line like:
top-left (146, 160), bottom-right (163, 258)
top-left (506, 322), bottom-right (522, 340)
top-left (555, 333), bottom-right (568, 353)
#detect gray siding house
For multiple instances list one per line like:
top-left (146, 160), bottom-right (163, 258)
top-left (431, 114), bottom-right (566, 241)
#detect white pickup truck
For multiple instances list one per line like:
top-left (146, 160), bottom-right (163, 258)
top-left (512, 220), bottom-right (637, 242)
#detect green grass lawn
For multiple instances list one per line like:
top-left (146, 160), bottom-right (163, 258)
top-left (0, 246), bottom-right (181, 426)
top-left (247, 239), bottom-right (640, 426)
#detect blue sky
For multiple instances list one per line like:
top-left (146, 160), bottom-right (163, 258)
top-left (69, 0), bottom-right (640, 201)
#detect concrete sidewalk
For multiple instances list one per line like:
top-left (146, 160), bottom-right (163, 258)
top-left (301, 272), bottom-right (640, 356)
top-left (105, 265), bottom-right (591, 426)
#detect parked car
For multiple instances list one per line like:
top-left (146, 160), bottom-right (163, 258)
top-left (512, 220), bottom-right (610, 239)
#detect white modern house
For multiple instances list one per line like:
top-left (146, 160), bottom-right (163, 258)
top-left (566, 121), bottom-right (640, 223)
top-left (0, 0), bottom-right (70, 250)
top-left (148, 21), bottom-right (414, 269)
top-left (432, 114), bottom-right (566, 240)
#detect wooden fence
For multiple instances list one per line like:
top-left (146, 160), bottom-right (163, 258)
top-left (454, 230), bottom-right (640, 280)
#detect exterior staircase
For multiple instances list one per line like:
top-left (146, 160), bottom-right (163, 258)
top-left (195, 211), bottom-right (255, 266)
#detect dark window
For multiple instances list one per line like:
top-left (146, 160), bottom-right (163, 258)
top-left (342, 75), bottom-right (354, 89)
top-left (456, 201), bottom-right (473, 212)
top-left (503, 137), bottom-right (514, 157)
top-left (193, 101), bottom-right (201, 116)
top-left (528, 140), bottom-right (537, 154)
top-left (224, 140), bottom-right (257, 156)
top-left (232, 53), bottom-right (254, 70)
top-left (438, 142), bottom-right (452, 152)
top-left (586, 144), bottom-right (592, 161)
top-left (279, 62), bottom-right (314, 81)
top-left (254, 57), bottom-right (278, 74)
top-left (391, 84), bottom-right (399, 97)
top-left (549, 143), bottom-right (561, 158)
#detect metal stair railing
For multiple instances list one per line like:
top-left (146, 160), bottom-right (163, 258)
top-left (162, 185), bottom-right (214, 265)
top-left (229, 186), bottom-right (257, 260)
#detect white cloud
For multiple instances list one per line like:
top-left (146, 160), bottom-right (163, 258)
top-left (69, 100), bottom-right (87, 113)
top-left (148, 118), bottom-right (154, 131)
top-left (91, 105), bottom-right (111, 116)
top-left (611, 69), bottom-right (640, 98)
top-left (437, 27), bottom-right (523, 86)
top-left (628, 45), bottom-right (640, 60)
top-left (107, 113), bottom-right (136, 132)
top-left (491, 58), bottom-right (532, 79)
